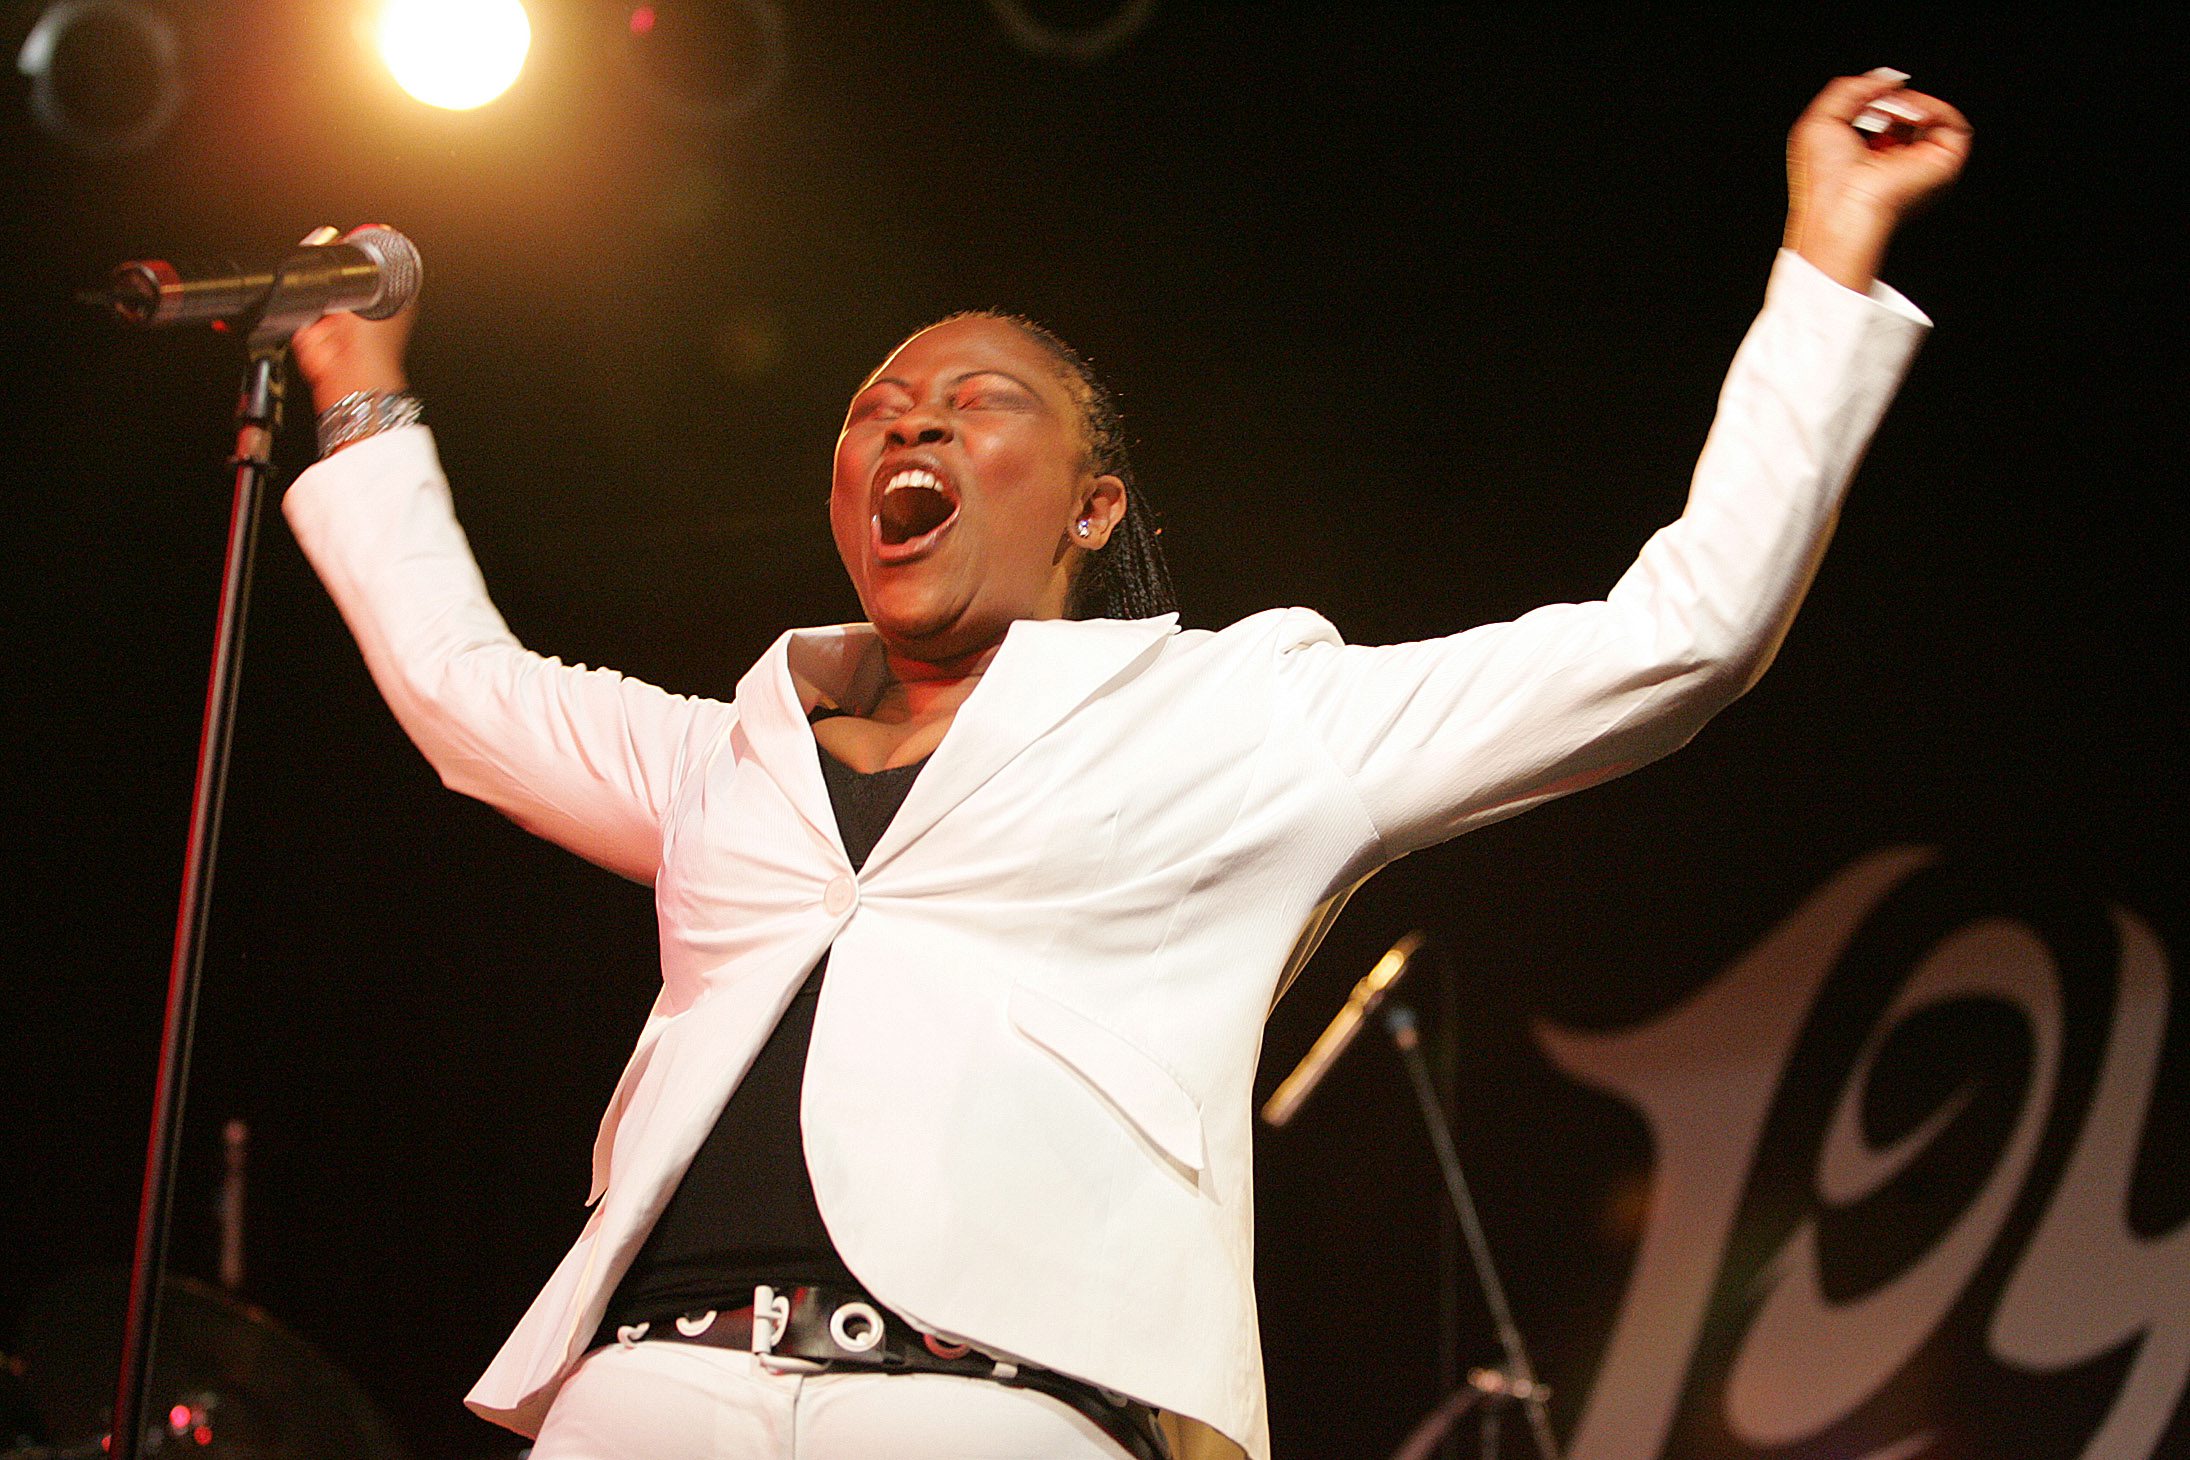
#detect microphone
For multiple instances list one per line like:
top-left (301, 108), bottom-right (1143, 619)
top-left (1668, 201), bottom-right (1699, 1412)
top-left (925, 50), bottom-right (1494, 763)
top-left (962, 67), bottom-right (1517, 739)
top-left (1261, 930), bottom-right (1433, 1128)
top-left (83, 224), bottom-right (422, 330)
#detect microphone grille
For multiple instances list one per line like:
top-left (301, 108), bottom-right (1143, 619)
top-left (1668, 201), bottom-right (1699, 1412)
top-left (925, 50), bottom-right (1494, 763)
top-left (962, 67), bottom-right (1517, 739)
top-left (340, 224), bottom-right (423, 320)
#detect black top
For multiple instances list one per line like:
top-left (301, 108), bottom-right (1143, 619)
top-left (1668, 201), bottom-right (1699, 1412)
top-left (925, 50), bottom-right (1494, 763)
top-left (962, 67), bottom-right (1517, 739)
top-left (597, 723), bottom-right (925, 1333)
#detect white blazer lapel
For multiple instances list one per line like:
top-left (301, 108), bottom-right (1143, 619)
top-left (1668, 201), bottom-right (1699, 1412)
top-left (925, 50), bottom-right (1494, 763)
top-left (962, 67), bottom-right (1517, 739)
top-left (731, 626), bottom-right (876, 862)
top-left (858, 613), bottom-right (1179, 878)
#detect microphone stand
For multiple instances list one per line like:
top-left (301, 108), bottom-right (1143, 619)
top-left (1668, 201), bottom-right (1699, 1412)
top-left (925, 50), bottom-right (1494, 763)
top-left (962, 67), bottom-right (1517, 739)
top-left (1381, 1002), bottom-right (1559, 1460)
top-left (1435, 948), bottom-right (1462, 1460)
top-left (108, 322), bottom-right (292, 1460)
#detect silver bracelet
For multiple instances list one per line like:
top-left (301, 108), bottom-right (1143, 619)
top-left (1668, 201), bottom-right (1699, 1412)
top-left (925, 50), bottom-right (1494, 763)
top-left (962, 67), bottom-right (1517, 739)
top-left (316, 389), bottom-right (423, 457)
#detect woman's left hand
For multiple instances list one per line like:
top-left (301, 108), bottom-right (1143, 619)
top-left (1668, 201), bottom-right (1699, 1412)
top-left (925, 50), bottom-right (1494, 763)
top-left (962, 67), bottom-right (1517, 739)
top-left (1784, 70), bottom-right (1973, 291)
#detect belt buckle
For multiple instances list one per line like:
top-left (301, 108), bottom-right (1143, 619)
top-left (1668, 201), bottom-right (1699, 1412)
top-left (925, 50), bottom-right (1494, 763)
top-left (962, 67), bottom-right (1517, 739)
top-left (750, 1285), bottom-right (826, 1374)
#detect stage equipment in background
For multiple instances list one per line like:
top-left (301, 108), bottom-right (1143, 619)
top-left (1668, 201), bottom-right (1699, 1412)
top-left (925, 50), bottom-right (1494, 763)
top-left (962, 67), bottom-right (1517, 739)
top-left (8, 1269), bottom-right (411, 1460)
top-left (1266, 935), bottom-right (1460, 1457)
top-left (621, 0), bottom-right (783, 130)
top-left (14, 0), bottom-right (184, 156)
top-left (376, 0), bottom-right (531, 111)
top-left (1262, 930), bottom-right (1431, 1128)
top-left (980, 0), bottom-right (1161, 63)
top-left (1381, 1002), bottom-right (1559, 1460)
top-left (1266, 934), bottom-right (1559, 1459)
top-left (80, 225), bottom-right (423, 1460)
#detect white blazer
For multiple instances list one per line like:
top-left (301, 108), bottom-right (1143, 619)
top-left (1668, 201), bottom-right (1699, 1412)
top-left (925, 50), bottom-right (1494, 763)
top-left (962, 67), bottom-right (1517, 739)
top-left (283, 252), bottom-right (1927, 1460)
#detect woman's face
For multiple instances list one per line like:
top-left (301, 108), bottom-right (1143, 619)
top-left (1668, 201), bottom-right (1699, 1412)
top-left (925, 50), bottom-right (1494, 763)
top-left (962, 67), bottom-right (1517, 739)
top-left (832, 316), bottom-right (1123, 665)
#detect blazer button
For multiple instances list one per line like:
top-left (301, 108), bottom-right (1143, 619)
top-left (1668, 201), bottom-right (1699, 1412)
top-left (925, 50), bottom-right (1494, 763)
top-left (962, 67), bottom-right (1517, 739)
top-left (823, 876), bottom-right (856, 916)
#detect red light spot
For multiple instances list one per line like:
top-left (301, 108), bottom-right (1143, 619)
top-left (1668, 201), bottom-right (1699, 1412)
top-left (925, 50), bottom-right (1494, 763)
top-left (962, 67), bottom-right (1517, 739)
top-left (169, 1405), bottom-right (192, 1432)
top-left (630, 6), bottom-right (656, 35)
top-left (194, 1425), bottom-right (213, 1446)
top-left (209, 318), bottom-right (230, 333)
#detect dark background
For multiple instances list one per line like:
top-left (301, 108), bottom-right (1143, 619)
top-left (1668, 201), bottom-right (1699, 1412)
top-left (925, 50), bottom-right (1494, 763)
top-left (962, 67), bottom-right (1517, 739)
top-left (2, 4), bottom-right (2180, 1457)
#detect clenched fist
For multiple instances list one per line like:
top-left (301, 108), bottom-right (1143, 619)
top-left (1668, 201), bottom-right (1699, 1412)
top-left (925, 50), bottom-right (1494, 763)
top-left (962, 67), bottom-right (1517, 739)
top-left (1785, 70), bottom-right (1973, 291)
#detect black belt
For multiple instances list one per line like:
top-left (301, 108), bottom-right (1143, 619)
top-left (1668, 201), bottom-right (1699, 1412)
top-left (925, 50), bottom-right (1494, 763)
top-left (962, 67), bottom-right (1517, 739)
top-left (600, 1284), bottom-right (1171, 1460)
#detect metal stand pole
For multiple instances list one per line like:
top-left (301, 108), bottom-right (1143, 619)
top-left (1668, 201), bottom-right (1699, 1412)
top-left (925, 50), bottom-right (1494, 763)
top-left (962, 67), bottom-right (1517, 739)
top-left (108, 341), bottom-right (286, 1460)
top-left (1390, 1381), bottom-right (1490, 1460)
top-left (1435, 949), bottom-right (1462, 1460)
top-left (1381, 1002), bottom-right (1559, 1460)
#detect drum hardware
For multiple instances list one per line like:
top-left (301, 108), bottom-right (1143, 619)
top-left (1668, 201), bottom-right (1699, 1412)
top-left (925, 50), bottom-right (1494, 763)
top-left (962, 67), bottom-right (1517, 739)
top-left (10, 1268), bottom-right (411, 1460)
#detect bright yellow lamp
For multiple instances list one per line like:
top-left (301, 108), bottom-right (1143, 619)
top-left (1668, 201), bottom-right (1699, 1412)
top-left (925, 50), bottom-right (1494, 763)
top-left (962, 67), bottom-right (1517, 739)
top-left (377, 0), bottom-right (532, 111)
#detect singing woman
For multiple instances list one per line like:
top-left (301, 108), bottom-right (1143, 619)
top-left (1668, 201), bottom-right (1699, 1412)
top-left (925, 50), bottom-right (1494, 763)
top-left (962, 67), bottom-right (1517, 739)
top-left (286, 70), bottom-right (1967, 1460)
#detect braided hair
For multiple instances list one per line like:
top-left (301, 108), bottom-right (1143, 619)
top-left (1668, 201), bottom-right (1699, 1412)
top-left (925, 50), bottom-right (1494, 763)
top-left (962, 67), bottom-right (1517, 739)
top-left (924, 311), bottom-right (1179, 622)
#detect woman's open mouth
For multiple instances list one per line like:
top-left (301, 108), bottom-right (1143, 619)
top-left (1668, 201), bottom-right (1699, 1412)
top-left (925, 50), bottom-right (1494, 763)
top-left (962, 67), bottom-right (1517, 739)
top-left (871, 465), bottom-right (961, 562)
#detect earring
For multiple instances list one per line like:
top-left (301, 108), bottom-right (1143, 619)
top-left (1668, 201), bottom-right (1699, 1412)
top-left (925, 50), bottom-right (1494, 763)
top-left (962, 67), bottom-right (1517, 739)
top-left (1075, 520), bottom-right (1091, 539)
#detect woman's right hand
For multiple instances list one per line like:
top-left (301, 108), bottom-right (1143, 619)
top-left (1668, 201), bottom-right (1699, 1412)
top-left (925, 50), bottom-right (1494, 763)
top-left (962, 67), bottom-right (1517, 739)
top-left (292, 304), bottom-right (418, 422)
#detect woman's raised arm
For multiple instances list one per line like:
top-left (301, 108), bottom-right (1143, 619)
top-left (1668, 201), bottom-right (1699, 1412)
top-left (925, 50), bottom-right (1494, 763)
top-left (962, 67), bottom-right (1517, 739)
top-left (1278, 73), bottom-right (1967, 861)
top-left (285, 307), bottom-right (731, 883)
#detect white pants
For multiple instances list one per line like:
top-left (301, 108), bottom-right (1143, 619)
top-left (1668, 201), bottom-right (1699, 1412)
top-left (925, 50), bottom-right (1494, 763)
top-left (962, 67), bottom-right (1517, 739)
top-left (527, 1341), bottom-right (1134, 1459)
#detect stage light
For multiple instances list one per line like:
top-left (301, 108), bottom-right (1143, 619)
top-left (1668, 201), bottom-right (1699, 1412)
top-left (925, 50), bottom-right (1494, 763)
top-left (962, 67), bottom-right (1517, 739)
top-left (16, 0), bottom-right (185, 156)
top-left (376, 0), bottom-right (532, 111)
top-left (980, 0), bottom-right (1161, 62)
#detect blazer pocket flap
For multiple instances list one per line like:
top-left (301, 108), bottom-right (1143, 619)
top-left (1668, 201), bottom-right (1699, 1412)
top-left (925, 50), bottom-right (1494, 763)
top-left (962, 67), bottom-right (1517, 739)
top-left (1009, 984), bottom-right (1206, 1176)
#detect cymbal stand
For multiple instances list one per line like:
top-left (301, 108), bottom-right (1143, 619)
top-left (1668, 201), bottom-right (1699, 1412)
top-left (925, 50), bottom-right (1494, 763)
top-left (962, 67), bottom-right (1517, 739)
top-left (1380, 1002), bottom-right (1559, 1460)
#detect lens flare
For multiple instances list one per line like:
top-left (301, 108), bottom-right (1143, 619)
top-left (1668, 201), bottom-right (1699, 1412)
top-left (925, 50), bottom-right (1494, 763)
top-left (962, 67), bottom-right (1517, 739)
top-left (377, 0), bottom-right (531, 111)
